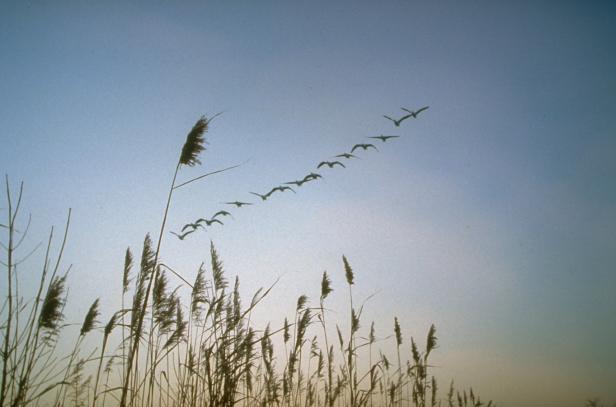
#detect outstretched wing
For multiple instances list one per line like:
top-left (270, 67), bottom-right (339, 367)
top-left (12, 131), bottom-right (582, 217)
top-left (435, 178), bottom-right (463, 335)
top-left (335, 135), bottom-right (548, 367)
top-left (415, 106), bottom-right (429, 115)
top-left (332, 161), bottom-right (346, 168)
top-left (317, 161), bottom-right (327, 168)
top-left (383, 135), bottom-right (400, 141)
top-left (383, 115), bottom-right (396, 123)
top-left (250, 191), bottom-right (266, 199)
top-left (397, 113), bottom-right (414, 124)
top-left (350, 144), bottom-right (363, 153)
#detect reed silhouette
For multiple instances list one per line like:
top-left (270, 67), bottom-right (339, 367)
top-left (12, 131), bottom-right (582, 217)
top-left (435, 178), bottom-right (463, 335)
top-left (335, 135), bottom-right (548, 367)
top-left (1, 109), bottom-right (504, 407)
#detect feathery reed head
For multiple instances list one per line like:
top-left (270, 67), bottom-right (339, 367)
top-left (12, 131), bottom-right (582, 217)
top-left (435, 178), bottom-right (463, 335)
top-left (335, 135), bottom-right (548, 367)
top-left (369, 321), bottom-right (376, 344)
top-left (179, 116), bottom-right (210, 167)
top-left (39, 275), bottom-right (67, 332)
top-left (140, 234), bottom-right (155, 280)
top-left (153, 270), bottom-right (169, 322)
top-left (296, 294), bottom-right (308, 312)
top-left (394, 316), bottom-right (402, 346)
top-left (104, 312), bottom-right (119, 337)
top-left (320, 271), bottom-right (333, 300)
top-left (191, 264), bottom-right (208, 319)
top-left (122, 247), bottom-right (133, 293)
top-left (210, 241), bottom-right (227, 291)
top-left (426, 323), bottom-right (438, 357)
top-left (80, 298), bottom-right (100, 336)
top-left (342, 255), bottom-right (354, 285)
top-left (411, 337), bottom-right (421, 365)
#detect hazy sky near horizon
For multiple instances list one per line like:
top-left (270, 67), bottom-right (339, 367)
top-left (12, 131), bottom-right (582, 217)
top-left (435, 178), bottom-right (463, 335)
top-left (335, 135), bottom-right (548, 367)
top-left (1, 2), bottom-right (615, 406)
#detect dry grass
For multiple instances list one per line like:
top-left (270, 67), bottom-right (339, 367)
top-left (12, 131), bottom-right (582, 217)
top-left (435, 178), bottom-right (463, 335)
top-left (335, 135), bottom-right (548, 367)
top-left (0, 116), bottom-right (500, 407)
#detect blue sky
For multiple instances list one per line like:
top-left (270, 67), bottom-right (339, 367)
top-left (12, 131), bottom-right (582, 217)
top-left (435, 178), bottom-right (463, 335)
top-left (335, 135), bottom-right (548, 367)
top-left (1, 1), bottom-right (615, 406)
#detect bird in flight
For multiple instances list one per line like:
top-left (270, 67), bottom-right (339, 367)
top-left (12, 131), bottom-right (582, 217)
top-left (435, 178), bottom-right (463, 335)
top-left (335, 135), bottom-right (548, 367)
top-left (369, 135), bottom-right (400, 143)
top-left (170, 229), bottom-right (195, 240)
top-left (401, 106), bottom-right (429, 118)
top-left (286, 172), bottom-right (322, 187)
top-left (223, 201), bottom-right (253, 208)
top-left (212, 210), bottom-right (232, 219)
top-left (284, 179), bottom-right (308, 187)
top-left (181, 222), bottom-right (204, 233)
top-left (351, 143), bottom-right (379, 153)
top-left (383, 111), bottom-right (414, 127)
top-left (196, 218), bottom-right (224, 227)
top-left (317, 160), bottom-right (346, 169)
top-left (335, 152), bottom-right (359, 160)
top-left (269, 185), bottom-right (296, 195)
top-left (302, 173), bottom-right (322, 182)
top-left (250, 191), bottom-right (273, 201)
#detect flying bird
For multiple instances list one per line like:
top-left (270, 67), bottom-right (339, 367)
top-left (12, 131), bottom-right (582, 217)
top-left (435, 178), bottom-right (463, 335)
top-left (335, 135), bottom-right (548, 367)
top-left (170, 229), bottom-right (195, 240)
top-left (196, 218), bottom-right (224, 227)
top-left (401, 106), bottom-right (429, 118)
top-left (302, 173), bottom-right (322, 182)
top-left (317, 161), bottom-right (346, 169)
top-left (335, 153), bottom-right (359, 159)
top-left (268, 186), bottom-right (296, 195)
top-left (181, 222), bottom-right (204, 233)
top-left (383, 112), bottom-right (414, 127)
top-left (223, 201), bottom-right (253, 208)
top-left (250, 191), bottom-right (272, 201)
top-left (284, 179), bottom-right (307, 187)
top-left (212, 210), bottom-right (232, 219)
top-left (351, 143), bottom-right (379, 153)
top-left (369, 135), bottom-right (400, 143)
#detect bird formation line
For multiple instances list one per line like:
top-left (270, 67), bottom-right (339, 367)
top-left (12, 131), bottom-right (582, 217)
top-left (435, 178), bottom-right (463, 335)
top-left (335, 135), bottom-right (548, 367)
top-left (171, 105), bottom-right (429, 239)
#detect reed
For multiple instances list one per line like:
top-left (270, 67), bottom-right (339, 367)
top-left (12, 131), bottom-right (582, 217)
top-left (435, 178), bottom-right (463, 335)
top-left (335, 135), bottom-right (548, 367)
top-left (1, 115), bottom-right (500, 407)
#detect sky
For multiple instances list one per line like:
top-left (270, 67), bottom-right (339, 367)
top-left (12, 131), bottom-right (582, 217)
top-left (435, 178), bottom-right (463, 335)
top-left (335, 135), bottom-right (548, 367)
top-left (1, 1), bottom-right (616, 406)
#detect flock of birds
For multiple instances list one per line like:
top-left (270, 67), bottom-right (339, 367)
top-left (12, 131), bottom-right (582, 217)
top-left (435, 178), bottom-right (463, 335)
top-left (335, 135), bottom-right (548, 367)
top-left (171, 106), bottom-right (429, 240)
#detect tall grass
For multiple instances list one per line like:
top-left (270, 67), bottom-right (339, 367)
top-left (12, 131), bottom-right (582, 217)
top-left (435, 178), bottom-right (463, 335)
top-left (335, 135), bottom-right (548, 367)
top-left (0, 116), bottom-right (497, 407)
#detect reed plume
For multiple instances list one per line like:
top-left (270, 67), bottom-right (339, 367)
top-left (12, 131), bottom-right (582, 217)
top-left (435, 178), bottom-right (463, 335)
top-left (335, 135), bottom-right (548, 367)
top-left (80, 298), bottom-right (100, 336)
top-left (179, 116), bottom-right (209, 167)
top-left (39, 275), bottom-right (67, 332)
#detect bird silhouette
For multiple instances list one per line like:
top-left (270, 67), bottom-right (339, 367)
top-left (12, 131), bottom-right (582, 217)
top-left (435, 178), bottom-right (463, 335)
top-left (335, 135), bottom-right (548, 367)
top-left (284, 179), bottom-right (308, 187)
top-left (369, 135), bottom-right (400, 142)
top-left (302, 172), bottom-right (322, 182)
top-left (335, 153), bottom-right (359, 160)
top-left (351, 143), bottom-right (379, 153)
top-left (317, 160), bottom-right (346, 169)
top-left (250, 191), bottom-right (273, 201)
top-left (401, 106), bottom-right (429, 118)
top-left (383, 112), bottom-right (414, 127)
top-left (170, 229), bottom-right (195, 240)
top-left (212, 210), bottom-right (232, 219)
top-left (223, 201), bottom-right (253, 208)
top-left (268, 185), bottom-right (296, 195)
top-left (181, 222), bottom-right (204, 233)
top-left (196, 218), bottom-right (224, 227)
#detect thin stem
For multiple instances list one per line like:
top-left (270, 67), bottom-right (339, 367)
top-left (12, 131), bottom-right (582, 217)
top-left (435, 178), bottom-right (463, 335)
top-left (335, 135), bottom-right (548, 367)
top-left (120, 161), bottom-right (180, 407)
